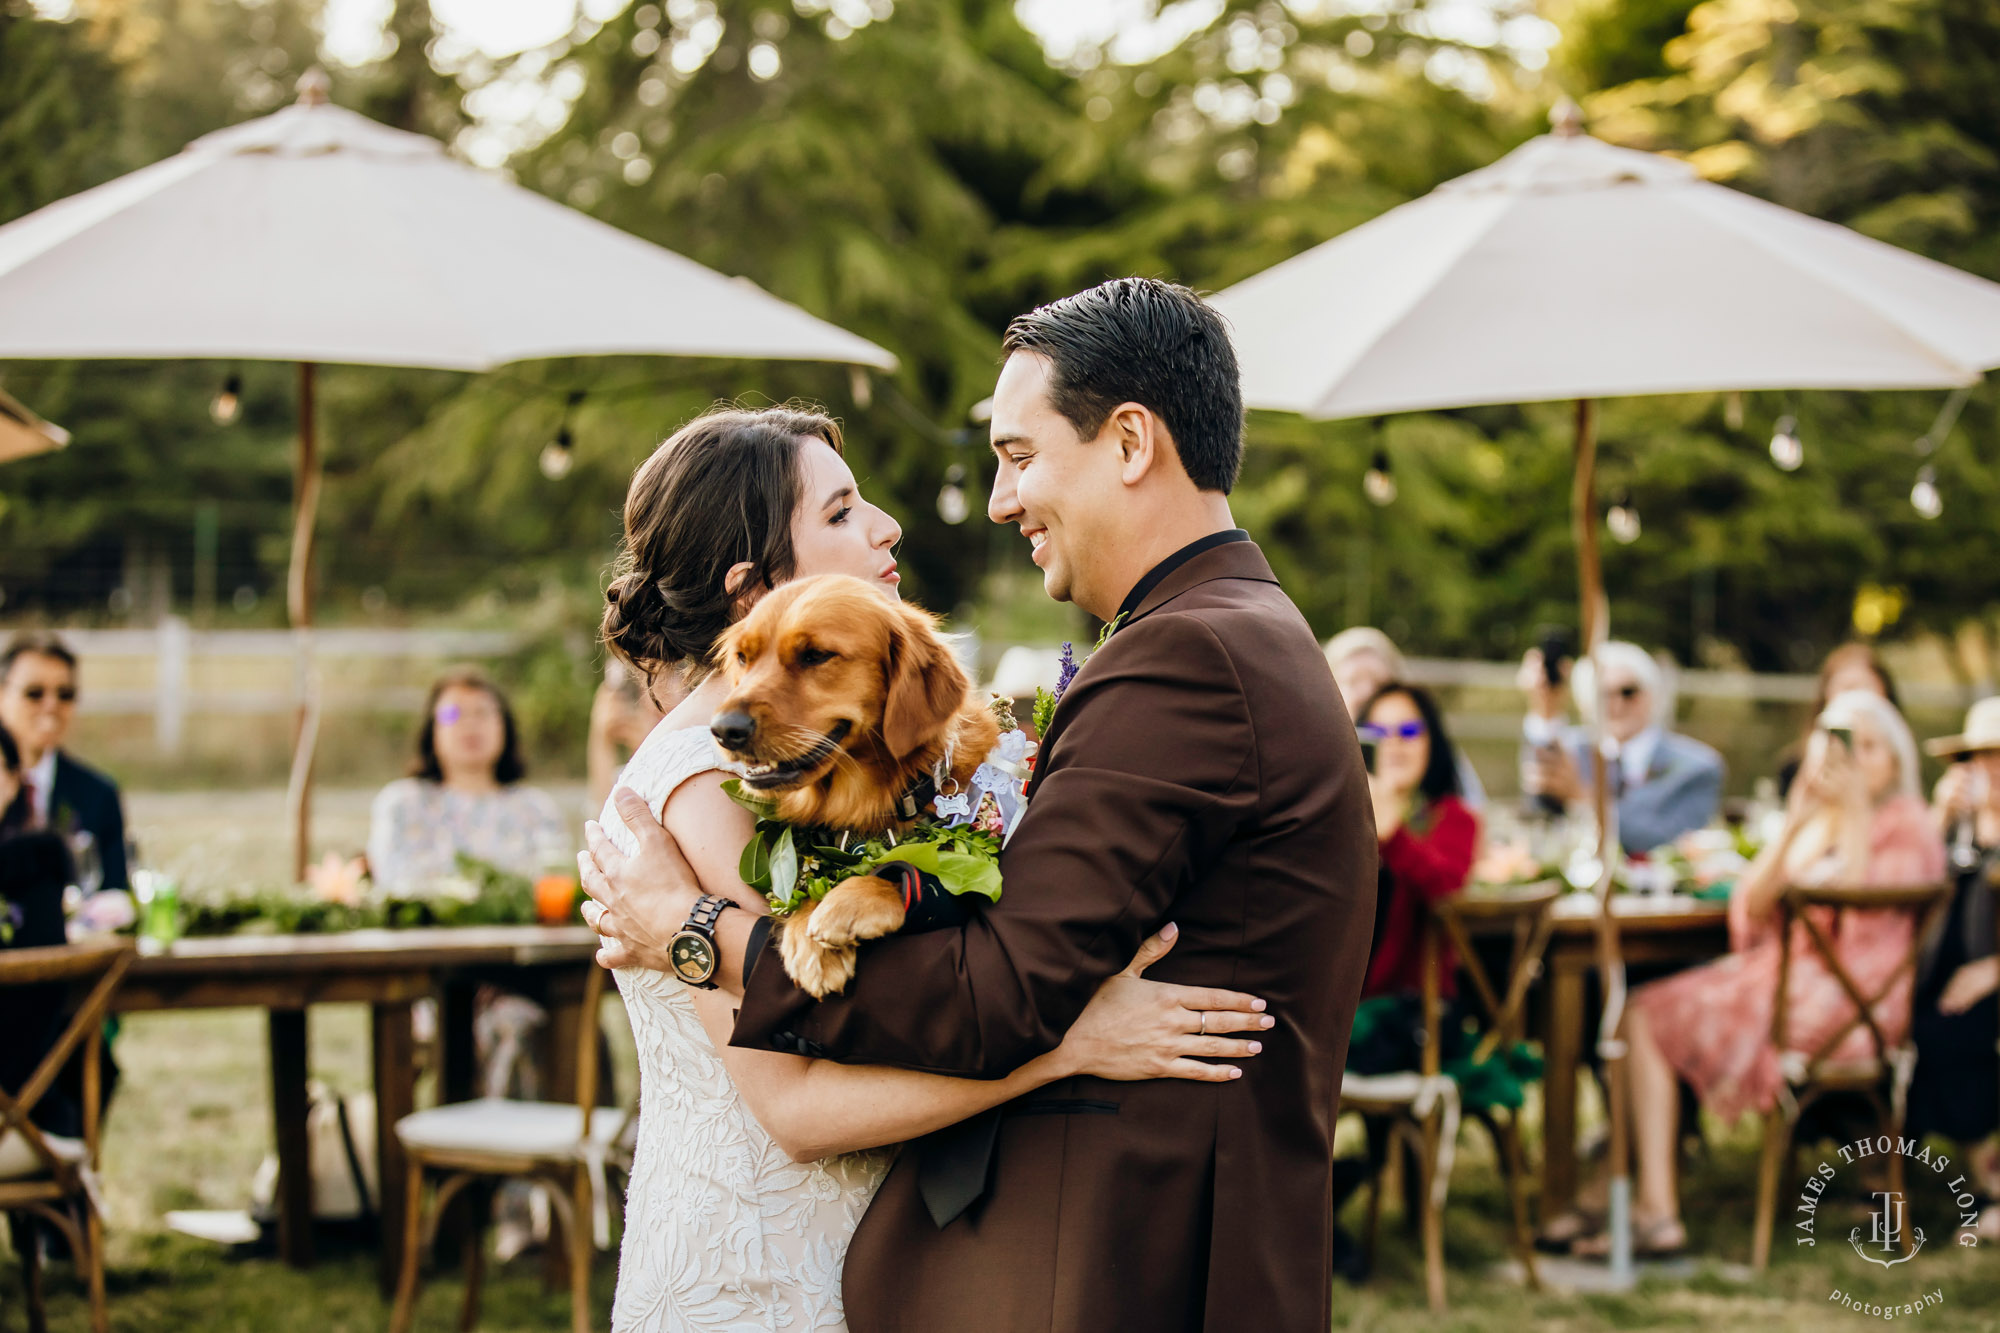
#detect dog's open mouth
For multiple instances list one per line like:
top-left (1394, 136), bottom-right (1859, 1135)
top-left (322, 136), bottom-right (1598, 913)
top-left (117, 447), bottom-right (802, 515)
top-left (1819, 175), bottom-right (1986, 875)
top-left (735, 720), bottom-right (853, 790)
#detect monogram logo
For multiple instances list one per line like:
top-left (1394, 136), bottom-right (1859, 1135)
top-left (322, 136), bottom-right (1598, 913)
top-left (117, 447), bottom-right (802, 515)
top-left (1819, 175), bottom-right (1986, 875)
top-left (1849, 1190), bottom-right (1923, 1268)
top-left (1806, 1135), bottom-right (1981, 1320)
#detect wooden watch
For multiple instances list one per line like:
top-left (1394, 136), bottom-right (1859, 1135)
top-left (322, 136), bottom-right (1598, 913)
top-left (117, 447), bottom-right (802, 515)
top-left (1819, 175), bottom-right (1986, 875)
top-left (668, 894), bottom-right (739, 989)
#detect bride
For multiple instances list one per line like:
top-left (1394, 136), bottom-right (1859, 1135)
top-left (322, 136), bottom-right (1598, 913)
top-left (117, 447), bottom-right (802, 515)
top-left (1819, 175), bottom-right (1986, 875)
top-left (593, 406), bottom-right (1268, 1331)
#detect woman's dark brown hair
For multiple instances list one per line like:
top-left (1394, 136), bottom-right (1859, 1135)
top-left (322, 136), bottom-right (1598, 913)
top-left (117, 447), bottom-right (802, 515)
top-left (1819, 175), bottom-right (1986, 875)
top-left (410, 666), bottom-right (525, 785)
top-left (602, 405), bottom-right (844, 684)
top-left (1357, 681), bottom-right (1462, 805)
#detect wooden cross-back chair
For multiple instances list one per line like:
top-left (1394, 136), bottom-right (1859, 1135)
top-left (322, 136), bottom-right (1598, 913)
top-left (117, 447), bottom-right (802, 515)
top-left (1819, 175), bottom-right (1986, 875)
top-left (0, 938), bottom-right (134, 1333)
top-left (1749, 881), bottom-right (1952, 1271)
top-left (1435, 882), bottom-right (1559, 1288)
top-left (389, 963), bottom-right (627, 1333)
top-left (1338, 882), bottom-right (1559, 1311)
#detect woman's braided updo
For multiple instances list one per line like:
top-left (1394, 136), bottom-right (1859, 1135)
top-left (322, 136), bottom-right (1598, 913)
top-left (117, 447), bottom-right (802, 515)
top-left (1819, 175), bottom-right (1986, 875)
top-left (602, 406), bottom-right (844, 687)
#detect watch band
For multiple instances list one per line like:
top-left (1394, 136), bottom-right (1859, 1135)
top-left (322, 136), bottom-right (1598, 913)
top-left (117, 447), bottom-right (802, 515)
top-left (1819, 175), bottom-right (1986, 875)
top-left (688, 893), bottom-right (737, 935)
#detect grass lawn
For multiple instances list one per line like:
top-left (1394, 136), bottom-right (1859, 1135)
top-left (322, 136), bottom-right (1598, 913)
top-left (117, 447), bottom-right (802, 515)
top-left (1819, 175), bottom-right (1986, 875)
top-left (6, 791), bottom-right (1996, 1329)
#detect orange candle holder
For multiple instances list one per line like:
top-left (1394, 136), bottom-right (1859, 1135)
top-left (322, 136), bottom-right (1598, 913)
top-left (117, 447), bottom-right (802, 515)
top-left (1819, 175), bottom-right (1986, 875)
top-left (534, 873), bottom-right (580, 924)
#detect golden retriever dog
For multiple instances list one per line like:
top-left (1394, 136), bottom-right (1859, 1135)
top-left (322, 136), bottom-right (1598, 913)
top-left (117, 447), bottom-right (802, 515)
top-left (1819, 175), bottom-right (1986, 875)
top-left (712, 574), bottom-right (1000, 996)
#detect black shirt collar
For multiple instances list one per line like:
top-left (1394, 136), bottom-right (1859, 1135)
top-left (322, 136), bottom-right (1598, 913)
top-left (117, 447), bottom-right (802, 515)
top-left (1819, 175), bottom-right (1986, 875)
top-left (1113, 529), bottom-right (1251, 628)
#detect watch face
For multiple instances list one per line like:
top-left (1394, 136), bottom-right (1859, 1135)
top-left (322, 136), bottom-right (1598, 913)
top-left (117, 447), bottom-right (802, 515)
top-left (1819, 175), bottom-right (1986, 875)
top-left (671, 931), bottom-right (717, 985)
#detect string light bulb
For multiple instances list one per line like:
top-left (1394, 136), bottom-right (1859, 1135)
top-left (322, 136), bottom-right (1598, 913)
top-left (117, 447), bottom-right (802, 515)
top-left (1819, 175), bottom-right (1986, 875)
top-left (936, 463), bottom-right (970, 524)
top-left (1768, 414), bottom-right (1803, 471)
top-left (539, 426), bottom-right (575, 480)
top-left (1911, 465), bottom-right (1942, 520)
top-left (1363, 448), bottom-right (1397, 506)
top-left (210, 373), bottom-right (243, 425)
top-left (540, 389), bottom-right (585, 481)
top-left (1607, 492), bottom-right (1641, 544)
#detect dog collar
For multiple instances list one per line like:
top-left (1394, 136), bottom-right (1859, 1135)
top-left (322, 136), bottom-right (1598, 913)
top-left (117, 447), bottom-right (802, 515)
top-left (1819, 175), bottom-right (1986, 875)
top-left (894, 771), bottom-right (937, 820)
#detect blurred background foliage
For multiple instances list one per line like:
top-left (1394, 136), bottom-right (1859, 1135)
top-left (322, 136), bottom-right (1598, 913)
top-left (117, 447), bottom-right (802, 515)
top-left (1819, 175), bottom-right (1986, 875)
top-left (3, 0), bottom-right (2000, 681)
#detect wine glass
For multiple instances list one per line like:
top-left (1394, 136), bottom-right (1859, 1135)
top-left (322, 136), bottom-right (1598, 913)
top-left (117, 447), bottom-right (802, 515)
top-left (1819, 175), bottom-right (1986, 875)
top-left (68, 828), bottom-right (103, 896)
top-left (1951, 766), bottom-right (1988, 872)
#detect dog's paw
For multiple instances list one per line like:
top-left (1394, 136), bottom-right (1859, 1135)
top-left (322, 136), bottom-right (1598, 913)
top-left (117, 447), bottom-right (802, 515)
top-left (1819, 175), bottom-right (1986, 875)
top-left (807, 876), bottom-right (908, 949)
top-left (779, 907), bottom-right (859, 997)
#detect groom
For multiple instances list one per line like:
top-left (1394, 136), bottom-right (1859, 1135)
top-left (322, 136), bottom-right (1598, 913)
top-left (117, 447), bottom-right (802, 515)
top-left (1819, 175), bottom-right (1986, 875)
top-left (584, 278), bottom-right (1375, 1332)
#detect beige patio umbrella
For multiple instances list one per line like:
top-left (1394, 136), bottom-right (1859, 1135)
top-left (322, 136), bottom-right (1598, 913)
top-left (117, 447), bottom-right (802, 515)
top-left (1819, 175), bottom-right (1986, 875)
top-left (0, 386), bottom-right (70, 464)
top-left (1208, 102), bottom-right (2000, 1281)
top-left (0, 72), bottom-right (896, 879)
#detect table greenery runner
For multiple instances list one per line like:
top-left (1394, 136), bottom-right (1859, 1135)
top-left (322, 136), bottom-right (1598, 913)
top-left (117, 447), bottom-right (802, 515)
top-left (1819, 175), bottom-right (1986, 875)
top-left (166, 853), bottom-right (567, 937)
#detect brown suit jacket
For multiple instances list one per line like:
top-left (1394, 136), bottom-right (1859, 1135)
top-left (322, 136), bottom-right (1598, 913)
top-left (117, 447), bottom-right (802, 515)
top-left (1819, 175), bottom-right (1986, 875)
top-left (732, 539), bottom-right (1376, 1333)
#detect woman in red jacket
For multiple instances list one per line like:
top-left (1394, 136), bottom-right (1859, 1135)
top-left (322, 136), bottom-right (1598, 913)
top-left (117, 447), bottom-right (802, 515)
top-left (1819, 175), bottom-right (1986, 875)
top-left (1332, 681), bottom-right (1480, 1279)
top-left (1356, 682), bottom-right (1480, 1009)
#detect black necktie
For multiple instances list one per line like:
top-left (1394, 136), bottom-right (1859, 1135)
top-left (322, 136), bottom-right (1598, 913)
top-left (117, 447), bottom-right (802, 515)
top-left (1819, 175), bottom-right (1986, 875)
top-left (915, 1107), bottom-right (1001, 1228)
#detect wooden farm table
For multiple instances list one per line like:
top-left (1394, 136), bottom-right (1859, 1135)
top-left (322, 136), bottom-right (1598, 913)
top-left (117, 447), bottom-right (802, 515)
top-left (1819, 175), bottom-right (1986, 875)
top-left (112, 925), bottom-right (599, 1291)
top-left (1524, 893), bottom-right (1730, 1223)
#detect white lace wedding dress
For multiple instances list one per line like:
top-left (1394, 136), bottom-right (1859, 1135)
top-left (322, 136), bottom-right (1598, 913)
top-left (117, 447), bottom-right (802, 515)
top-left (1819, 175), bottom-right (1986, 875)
top-left (603, 723), bottom-right (891, 1332)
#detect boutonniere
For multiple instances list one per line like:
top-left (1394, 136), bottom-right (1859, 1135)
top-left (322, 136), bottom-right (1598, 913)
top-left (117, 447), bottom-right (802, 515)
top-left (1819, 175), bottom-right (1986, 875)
top-left (1032, 613), bottom-right (1124, 736)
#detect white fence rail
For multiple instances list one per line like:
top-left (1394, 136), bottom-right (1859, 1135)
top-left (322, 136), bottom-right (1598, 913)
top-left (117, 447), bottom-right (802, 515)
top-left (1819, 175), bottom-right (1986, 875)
top-left (28, 621), bottom-right (1980, 757)
top-left (50, 620), bottom-right (526, 754)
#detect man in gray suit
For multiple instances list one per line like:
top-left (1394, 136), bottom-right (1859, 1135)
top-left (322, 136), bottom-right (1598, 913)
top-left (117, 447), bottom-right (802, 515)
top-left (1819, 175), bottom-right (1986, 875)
top-left (1520, 640), bottom-right (1723, 853)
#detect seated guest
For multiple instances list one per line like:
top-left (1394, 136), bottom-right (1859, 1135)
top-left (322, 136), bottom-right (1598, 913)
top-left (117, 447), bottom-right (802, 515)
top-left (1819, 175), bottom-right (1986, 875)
top-left (1570, 691), bottom-right (1944, 1258)
top-left (0, 633), bottom-right (128, 890)
top-left (1518, 640), bottom-right (1722, 854)
top-left (367, 667), bottom-right (567, 890)
top-left (1333, 682), bottom-right (1479, 1278)
top-left (2, 724), bottom-right (89, 1153)
top-left (1777, 642), bottom-right (1900, 796)
top-left (1353, 682), bottom-right (1480, 1018)
top-left (1328, 627), bottom-right (1486, 808)
top-left (369, 669), bottom-right (572, 1259)
top-left (1929, 696), bottom-right (2000, 859)
top-left (1325, 627), bottom-right (1403, 718)
top-left (1906, 701), bottom-right (2000, 1234)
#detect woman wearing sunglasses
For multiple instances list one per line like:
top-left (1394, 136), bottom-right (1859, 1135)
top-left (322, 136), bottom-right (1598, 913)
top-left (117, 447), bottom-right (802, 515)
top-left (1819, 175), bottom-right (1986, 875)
top-left (1331, 681), bottom-right (1480, 1279)
top-left (366, 666), bottom-right (567, 893)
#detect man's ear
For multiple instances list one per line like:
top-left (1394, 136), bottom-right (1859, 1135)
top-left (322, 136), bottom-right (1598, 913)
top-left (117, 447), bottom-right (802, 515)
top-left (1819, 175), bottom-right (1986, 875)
top-left (881, 605), bottom-right (969, 760)
top-left (1111, 403), bottom-right (1159, 486)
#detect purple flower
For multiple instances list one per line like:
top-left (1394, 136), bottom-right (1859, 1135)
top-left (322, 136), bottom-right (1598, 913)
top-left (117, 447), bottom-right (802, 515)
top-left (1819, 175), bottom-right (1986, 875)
top-left (1054, 641), bottom-right (1079, 701)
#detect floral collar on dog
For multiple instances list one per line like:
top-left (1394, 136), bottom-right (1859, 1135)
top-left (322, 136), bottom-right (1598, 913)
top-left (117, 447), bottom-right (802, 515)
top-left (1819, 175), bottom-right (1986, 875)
top-left (725, 701), bottom-right (1032, 919)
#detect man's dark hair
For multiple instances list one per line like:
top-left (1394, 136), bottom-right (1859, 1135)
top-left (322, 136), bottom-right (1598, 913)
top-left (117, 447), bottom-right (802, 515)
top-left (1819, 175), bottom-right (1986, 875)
top-left (1, 632), bottom-right (77, 683)
top-left (1001, 277), bottom-right (1244, 493)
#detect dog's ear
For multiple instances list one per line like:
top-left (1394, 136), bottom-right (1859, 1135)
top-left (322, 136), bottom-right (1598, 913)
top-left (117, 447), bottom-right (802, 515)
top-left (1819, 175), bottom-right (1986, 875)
top-left (882, 604), bottom-right (968, 760)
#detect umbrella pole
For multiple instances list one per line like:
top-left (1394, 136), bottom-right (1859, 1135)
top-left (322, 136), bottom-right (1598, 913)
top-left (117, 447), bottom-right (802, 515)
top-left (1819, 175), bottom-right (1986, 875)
top-left (1573, 396), bottom-right (1634, 1283)
top-left (286, 361), bottom-right (322, 884)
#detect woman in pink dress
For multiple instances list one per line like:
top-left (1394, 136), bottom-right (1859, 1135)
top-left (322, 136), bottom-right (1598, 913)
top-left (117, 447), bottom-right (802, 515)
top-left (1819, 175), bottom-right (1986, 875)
top-left (1579, 689), bottom-right (1945, 1257)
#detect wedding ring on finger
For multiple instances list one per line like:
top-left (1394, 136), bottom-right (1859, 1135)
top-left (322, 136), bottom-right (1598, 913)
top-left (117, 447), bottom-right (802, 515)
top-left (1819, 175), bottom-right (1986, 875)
top-left (1198, 1011), bottom-right (1209, 1036)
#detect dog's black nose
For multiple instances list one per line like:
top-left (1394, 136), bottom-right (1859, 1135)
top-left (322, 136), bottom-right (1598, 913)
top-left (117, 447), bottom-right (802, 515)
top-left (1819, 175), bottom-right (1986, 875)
top-left (711, 710), bottom-right (756, 752)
